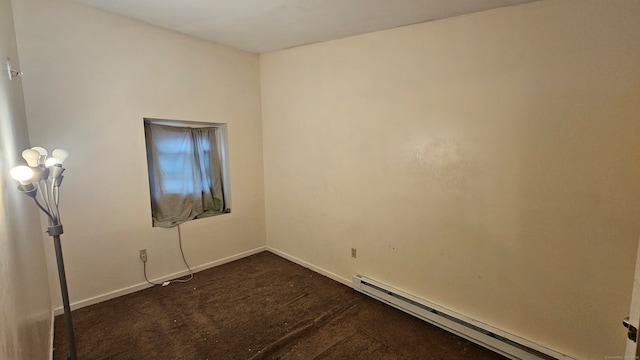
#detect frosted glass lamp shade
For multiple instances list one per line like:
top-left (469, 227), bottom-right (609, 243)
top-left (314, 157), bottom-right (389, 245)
top-left (22, 149), bottom-right (40, 167)
top-left (10, 166), bottom-right (34, 184)
top-left (31, 146), bottom-right (47, 155)
top-left (52, 149), bottom-right (69, 165)
top-left (31, 146), bottom-right (48, 165)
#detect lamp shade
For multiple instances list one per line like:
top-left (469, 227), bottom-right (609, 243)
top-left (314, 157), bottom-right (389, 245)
top-left (52, 149), bottom-right (69, 165)
top-left (45, 157), bottom-right (57, 167)
top-left (10, 165), bottom-right (34, 184)
top-left (21, 149), bottom-right (40, 167)
top-left (31, 146), bottom-right (48, 165)
top-left (31, 146), bottom-right (47, 155)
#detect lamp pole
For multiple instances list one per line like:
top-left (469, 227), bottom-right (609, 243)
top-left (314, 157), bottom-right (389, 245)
top-left (11, 147), bottom-right (78, 360)
top-left (49, 224), bottom-right (78, 360)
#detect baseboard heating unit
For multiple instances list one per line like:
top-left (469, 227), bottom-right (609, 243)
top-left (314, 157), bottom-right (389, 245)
top-left (352, 275), bottom-right (574, 360)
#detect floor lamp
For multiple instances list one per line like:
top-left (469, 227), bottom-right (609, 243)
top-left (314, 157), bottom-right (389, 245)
top-left (11, 147), bottom-right (78, 360)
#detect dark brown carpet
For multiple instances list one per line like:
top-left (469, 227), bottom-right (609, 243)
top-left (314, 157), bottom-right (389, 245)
top-left (54, 251), bottom-right (508, 359)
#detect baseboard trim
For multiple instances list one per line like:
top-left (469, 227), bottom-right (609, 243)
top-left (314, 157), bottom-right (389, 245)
top-left (266, 247), bottom-right (351, 287)
top-left (353, 274), bottom-right (574, 360)
top-left (53, 246), bottom-right (267, 315)
top-left (49, 245), bottom-right (570, 360)
top-left (268, 247), bottom-right (573, 360)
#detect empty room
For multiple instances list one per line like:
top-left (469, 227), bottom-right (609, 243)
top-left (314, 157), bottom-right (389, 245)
top-left (2, 0), bottom-right (639, 359)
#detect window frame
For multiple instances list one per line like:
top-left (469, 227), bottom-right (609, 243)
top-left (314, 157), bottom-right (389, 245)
top-left (143, 118), bottom-right (232, 222)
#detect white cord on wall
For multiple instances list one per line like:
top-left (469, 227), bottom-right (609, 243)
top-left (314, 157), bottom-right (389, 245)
top-left (143, 224), bottom-right (194, 286)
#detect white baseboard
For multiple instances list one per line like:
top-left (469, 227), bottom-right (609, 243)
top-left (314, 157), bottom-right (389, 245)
top-left (353, 274), bottom-right (574, 360)
top-left (51, 245), bottom-right (574, 360)
top-left (53, 246), bottom-right (267, 315)
top-left (267, 247), bottom-right (573, 360)
top-left (266, 247), bottom-right (351, 287)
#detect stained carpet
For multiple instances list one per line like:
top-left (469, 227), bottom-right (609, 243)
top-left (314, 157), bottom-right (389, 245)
top-left (53, 251), bottom-right (508, 359)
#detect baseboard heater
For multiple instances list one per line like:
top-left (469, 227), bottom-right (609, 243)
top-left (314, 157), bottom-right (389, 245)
top-left (352, 275), bottom-right (573, 360)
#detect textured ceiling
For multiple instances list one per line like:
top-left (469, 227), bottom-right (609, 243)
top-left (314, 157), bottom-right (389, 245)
top-left (70, 0), bottom-right (540, 53)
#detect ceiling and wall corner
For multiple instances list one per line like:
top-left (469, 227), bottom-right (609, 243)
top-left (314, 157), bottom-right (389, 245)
top-left (68, 0), bottom-right (541, 53)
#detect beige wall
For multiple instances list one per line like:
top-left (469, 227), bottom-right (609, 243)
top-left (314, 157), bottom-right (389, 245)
top-left (261, 1), bottom-right (640, 359)
top-left (12, 0), bottom-right (265, 311)
top-left (8, 0), bottom-right (640, 358)
top-left (0, 0), bottom-right (52, 358)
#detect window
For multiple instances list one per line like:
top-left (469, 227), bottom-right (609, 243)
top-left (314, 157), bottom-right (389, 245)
top-left (144, 119), bottom-right (230, 228)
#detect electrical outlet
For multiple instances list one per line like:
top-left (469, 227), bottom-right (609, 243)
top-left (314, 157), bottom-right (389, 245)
top-left (351, 248), bottom-right (357, 258)
top-left (139, 249), bottom-right (147, 262)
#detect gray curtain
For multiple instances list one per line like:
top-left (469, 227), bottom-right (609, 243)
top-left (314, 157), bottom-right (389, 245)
top-left (144, 123), bottom-right (225, 228)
